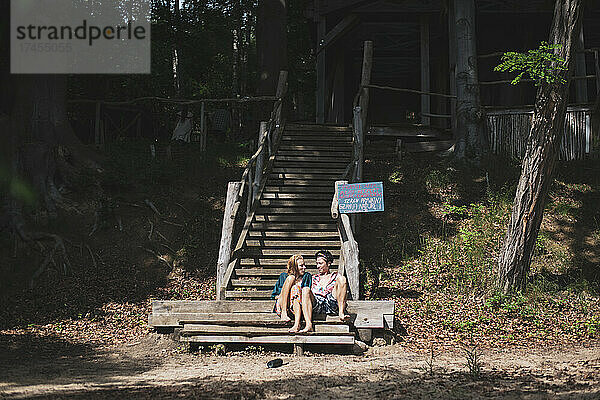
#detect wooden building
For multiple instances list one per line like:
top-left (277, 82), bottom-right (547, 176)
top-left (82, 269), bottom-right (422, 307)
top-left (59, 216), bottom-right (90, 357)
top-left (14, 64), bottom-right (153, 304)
top-left (307, 0), bottom-right (600, 159)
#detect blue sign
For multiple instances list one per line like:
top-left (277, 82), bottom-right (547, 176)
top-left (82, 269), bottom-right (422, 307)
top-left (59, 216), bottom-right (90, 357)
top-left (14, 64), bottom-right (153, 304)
top-left (338, 182), bottom-right (384, 214)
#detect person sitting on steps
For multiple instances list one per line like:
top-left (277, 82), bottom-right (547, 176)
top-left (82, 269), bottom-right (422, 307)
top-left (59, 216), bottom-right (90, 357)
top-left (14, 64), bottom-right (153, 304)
top-left (299, 249), bottom-right (350, 334)
top-left (271, 254), bottom-right (312, 333)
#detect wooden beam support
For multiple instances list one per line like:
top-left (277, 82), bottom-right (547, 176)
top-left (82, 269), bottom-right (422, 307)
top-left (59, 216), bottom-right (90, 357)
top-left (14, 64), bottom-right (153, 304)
top-left (575, 25), bottom-right (588, 104)
top-left (216, 181), bottom-right (242, 299)
top-left (317, 15), bottom-right (359, 54)
top-left (420, 15), bottom-right (431, 126)
top-left (253, 122), bottom-right (268, 201)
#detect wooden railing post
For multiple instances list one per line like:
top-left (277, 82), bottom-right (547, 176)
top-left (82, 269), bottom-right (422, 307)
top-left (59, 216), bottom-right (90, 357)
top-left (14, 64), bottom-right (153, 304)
top-left (253, 121), bottom-right (268, 201)
top-left (216, 181), bottom-right (242, 300)
top-left (200, 101), bottom-right (207, 152)
top-left (359, 41), bottom-right (372, 141)
top-left (331, 180), bottom-right (360, 300)
top-left (274, 70), bottom-right (288, 143)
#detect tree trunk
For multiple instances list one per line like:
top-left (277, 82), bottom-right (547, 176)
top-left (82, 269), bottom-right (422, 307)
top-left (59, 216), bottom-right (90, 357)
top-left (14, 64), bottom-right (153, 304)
top-left (256, 0), bottom-right (287, 96)
top-left (497, 0), bottom-right (584, 293)
top-left (453, 0), bottom-right (486, 159)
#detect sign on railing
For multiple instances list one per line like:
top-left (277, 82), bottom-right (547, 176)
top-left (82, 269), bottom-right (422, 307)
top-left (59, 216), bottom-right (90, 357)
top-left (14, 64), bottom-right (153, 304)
top-left (338, 182), bottom-right (384, 213)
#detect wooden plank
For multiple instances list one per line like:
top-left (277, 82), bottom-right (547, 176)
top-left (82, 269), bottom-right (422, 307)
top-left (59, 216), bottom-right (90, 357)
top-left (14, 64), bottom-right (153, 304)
top-left (277, 150), bottom-right (351, 156)
top-left (216, 181), bottom-right (242, 300)
top-left (236, 268), bottom-right (336, 276)
top-left (404, 140), bottom-right (455, 153)
top-left (269, 173), bottom-right (343, 180)
top-left (254, 215), bottom-right (337, 222)
top-left (150, 300), bottom-right (394, 329)
top-left (245, 240), bottom-right (340, 247)
top-left (272, 167), bottom-right (347, 173)
top-left (244, 248), bottom-right (340, 256)
top-left (231, 279), bottom-right (277, 287)
top-left (273, 162), bottom-right (349, 169)
top-left (250, 222), bottom-right (337, 230)
top-left (285, 124), bottom-right (351, 132)
top-left (179, 335), bottom-right (354, 345)
top-left (278, 145), bottom-right (351, 151)
top-left (259, 200), bottom-right (331, 207)
top-left (182, 323), bottom-right (349, 335)
top-left (248, 231), bottom-right (337, 238)
top-left (261, 193), bottom-right (333, 199)
top-left (263, 186), bottom-right (335, 193)
top-left (266, 180), bottom-right (336, 186)
top-left (226, 290), bottom-right (274, 298)
top-left (256, 208), bottom-right (330, 214)
top-left (240, 258), bottom-right (338, 266)
top-left (369, 125), bottom-right (440, 138)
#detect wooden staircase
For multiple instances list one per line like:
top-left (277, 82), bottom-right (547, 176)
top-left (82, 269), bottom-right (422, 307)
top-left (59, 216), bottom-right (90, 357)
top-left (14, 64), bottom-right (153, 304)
top-left (149, 121), bottom-right (394, 353)
top-left (226, 124), bottom-right (353, 300)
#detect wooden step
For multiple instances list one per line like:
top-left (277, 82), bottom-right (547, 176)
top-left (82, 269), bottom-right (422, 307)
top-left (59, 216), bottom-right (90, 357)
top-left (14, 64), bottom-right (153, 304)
top-left (245, 240), bottom-right (340, 247)
top-left (226, 290), bottom-right (274, 298)
top-left (285, 124), bottom-right (352, 132)
top-left (256, 208), bottom-right (329, 215)
top-left (266, 179), bottom-right (335, 186)
top-left (239, 259), bottom-right (338, 268)
top-left (181, 323), bottom-right (350, 335)
top-left (235, 268), bottom-right (336, 276)
top-left (179, 335), bottom-right (355, 345)
top-left (232, 279), bottom-right (277, 287)
top-left (243, 248), bottom-right (340, 257)
top-left (248, 231), bottom-right (337, 238)
top-left (259, 199), bottom-right (331, 207)
top-left (277, 150), bottom-right (351, 157)
top-left (273, 162), bottom-right (349, 169)
top-left (264, 186), bottom-right (334, 193)
top-left (269, 173), bottom-right (342, 180)
top-left (254, 215), bottom-right (335, 222)
top-left (250, 222), bottom-right (337, 230)
top-left (272, 167), bottom-right (346, 174)
top-left (275, 156), bottom-right (352, 162)
top-left (261, 193), bottom-right (333, 199)
top-left (279, 145), bottom-right (352, 151)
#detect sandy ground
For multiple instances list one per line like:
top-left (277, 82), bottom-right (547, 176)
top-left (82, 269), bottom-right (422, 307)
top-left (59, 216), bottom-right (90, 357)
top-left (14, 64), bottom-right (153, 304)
top-left (1, 334), bottom-right (599, 399)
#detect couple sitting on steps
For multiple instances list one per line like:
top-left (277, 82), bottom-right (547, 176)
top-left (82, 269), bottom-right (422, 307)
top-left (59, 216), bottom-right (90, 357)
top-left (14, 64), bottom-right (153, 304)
top-left (271, 250), bottom-right (350, 333)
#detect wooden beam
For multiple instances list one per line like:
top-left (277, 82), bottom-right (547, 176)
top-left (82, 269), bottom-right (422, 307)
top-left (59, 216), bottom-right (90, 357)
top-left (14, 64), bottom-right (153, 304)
top-left (404, 140), bottom-right (455, 153)
top-left (253, 122), bottom-right (268, 201)
top-left (182, 323), bottom-right (350, 335)
top-left (420, 15), bottom-right (431, 126)
top-left (317, 15), bottom-right (359, 54)
top-left (575, 25), bottom-right (588, 103)
top-left (179, 335), bottom-right (355, 345)
top-left (369, 125), bottom-right (440, 138)
top-left (216, 182), bottom-right (242, 299)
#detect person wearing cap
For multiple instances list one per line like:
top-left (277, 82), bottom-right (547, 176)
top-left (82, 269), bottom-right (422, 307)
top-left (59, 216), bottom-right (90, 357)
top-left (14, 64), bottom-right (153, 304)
top-left (299, 249), bottom-right (350, 333)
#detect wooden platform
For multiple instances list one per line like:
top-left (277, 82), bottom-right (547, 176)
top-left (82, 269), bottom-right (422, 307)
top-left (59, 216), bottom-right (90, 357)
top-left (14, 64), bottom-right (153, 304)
top-left (149, 300), bottom-right (394, 347)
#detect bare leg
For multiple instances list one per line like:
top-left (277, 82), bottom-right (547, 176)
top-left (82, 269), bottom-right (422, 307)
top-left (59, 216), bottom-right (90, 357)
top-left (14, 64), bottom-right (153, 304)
top-left (299, 287), bottom-right (314, 333)
top-left (289, 297), bottom-right (302, 333)
top-left (279, 275), bottom-right (295, 322)
top-left (333, 275), bottom-right (350, 321)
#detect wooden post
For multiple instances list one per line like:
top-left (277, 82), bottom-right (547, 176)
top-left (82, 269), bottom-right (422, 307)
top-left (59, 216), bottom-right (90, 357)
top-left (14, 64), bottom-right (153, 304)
top-left (316, 17), bottom-right (326, 123)
top-left (247, 169), bottom-right (253, 216)
top-left (396, 139), bottom-right (402, 160)
top-left (359, 41), bottom-right (373, 135)
top-left (200, 101), bottom-right (207, 152)
top-left (294, 343), bottom-right (304, 356)
top-left (575, 25), bottom-right (587, 104)
top-left (595, 50), bottom-right (600, 97)
top-left (420, 15), bottom-right (431, 126)
top-left (253, 122), bottom-right (268, 201)
top-left (274, 70), bottom-right (288, 143)
top-left (340, 213), bottom-right (360, 300)
top-left (94, 102), bottom-right (101, 148)
top-left (448, 0), bottom-right (458, 136)
top-left (216, 181), bottom-right (242, 300)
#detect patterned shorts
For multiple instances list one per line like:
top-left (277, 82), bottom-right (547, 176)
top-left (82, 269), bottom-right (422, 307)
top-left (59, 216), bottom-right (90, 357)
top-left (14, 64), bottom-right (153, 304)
top-left (313, 293), bottom-right (339, 315)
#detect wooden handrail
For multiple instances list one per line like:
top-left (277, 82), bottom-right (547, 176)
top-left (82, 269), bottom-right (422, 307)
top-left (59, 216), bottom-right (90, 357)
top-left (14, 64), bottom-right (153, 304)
top-left (216, 70), bottom-right (288, 298)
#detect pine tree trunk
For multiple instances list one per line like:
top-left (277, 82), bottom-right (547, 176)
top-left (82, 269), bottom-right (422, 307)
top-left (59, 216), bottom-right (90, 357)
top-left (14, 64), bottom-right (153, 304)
top-left (497, 0), bottom-right (584, 293)
top-left (453, 0), bottom-right (486, 159)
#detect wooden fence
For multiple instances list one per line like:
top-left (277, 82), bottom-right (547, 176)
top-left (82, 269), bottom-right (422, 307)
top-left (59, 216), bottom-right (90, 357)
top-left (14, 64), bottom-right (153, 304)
top-left (485, 106), bottom-right (595, 161)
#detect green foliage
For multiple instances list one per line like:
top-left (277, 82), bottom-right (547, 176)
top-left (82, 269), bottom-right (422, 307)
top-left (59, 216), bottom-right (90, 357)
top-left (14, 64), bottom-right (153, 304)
top-left (494, 41), bottom-right (568, 86)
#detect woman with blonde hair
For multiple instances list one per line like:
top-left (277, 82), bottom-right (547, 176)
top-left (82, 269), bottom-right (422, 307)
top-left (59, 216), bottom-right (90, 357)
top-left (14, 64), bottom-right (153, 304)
top-left (271, 254), bottom-right (312, 333)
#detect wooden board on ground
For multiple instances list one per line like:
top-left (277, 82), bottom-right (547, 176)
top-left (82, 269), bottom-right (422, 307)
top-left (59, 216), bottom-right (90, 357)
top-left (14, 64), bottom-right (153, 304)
top-left (181, 323), bottom-right (350, 335)
top-left (404, 140), bottom-right (454, 153)
top-left (150, 300), bottom-right (394, 329)
top-left (179, 335), bottom-right (355, 345)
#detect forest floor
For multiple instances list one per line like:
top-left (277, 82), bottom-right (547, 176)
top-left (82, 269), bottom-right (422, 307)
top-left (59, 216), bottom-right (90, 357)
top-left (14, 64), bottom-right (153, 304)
top-left (1, 138), bottom-right (599, 398)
